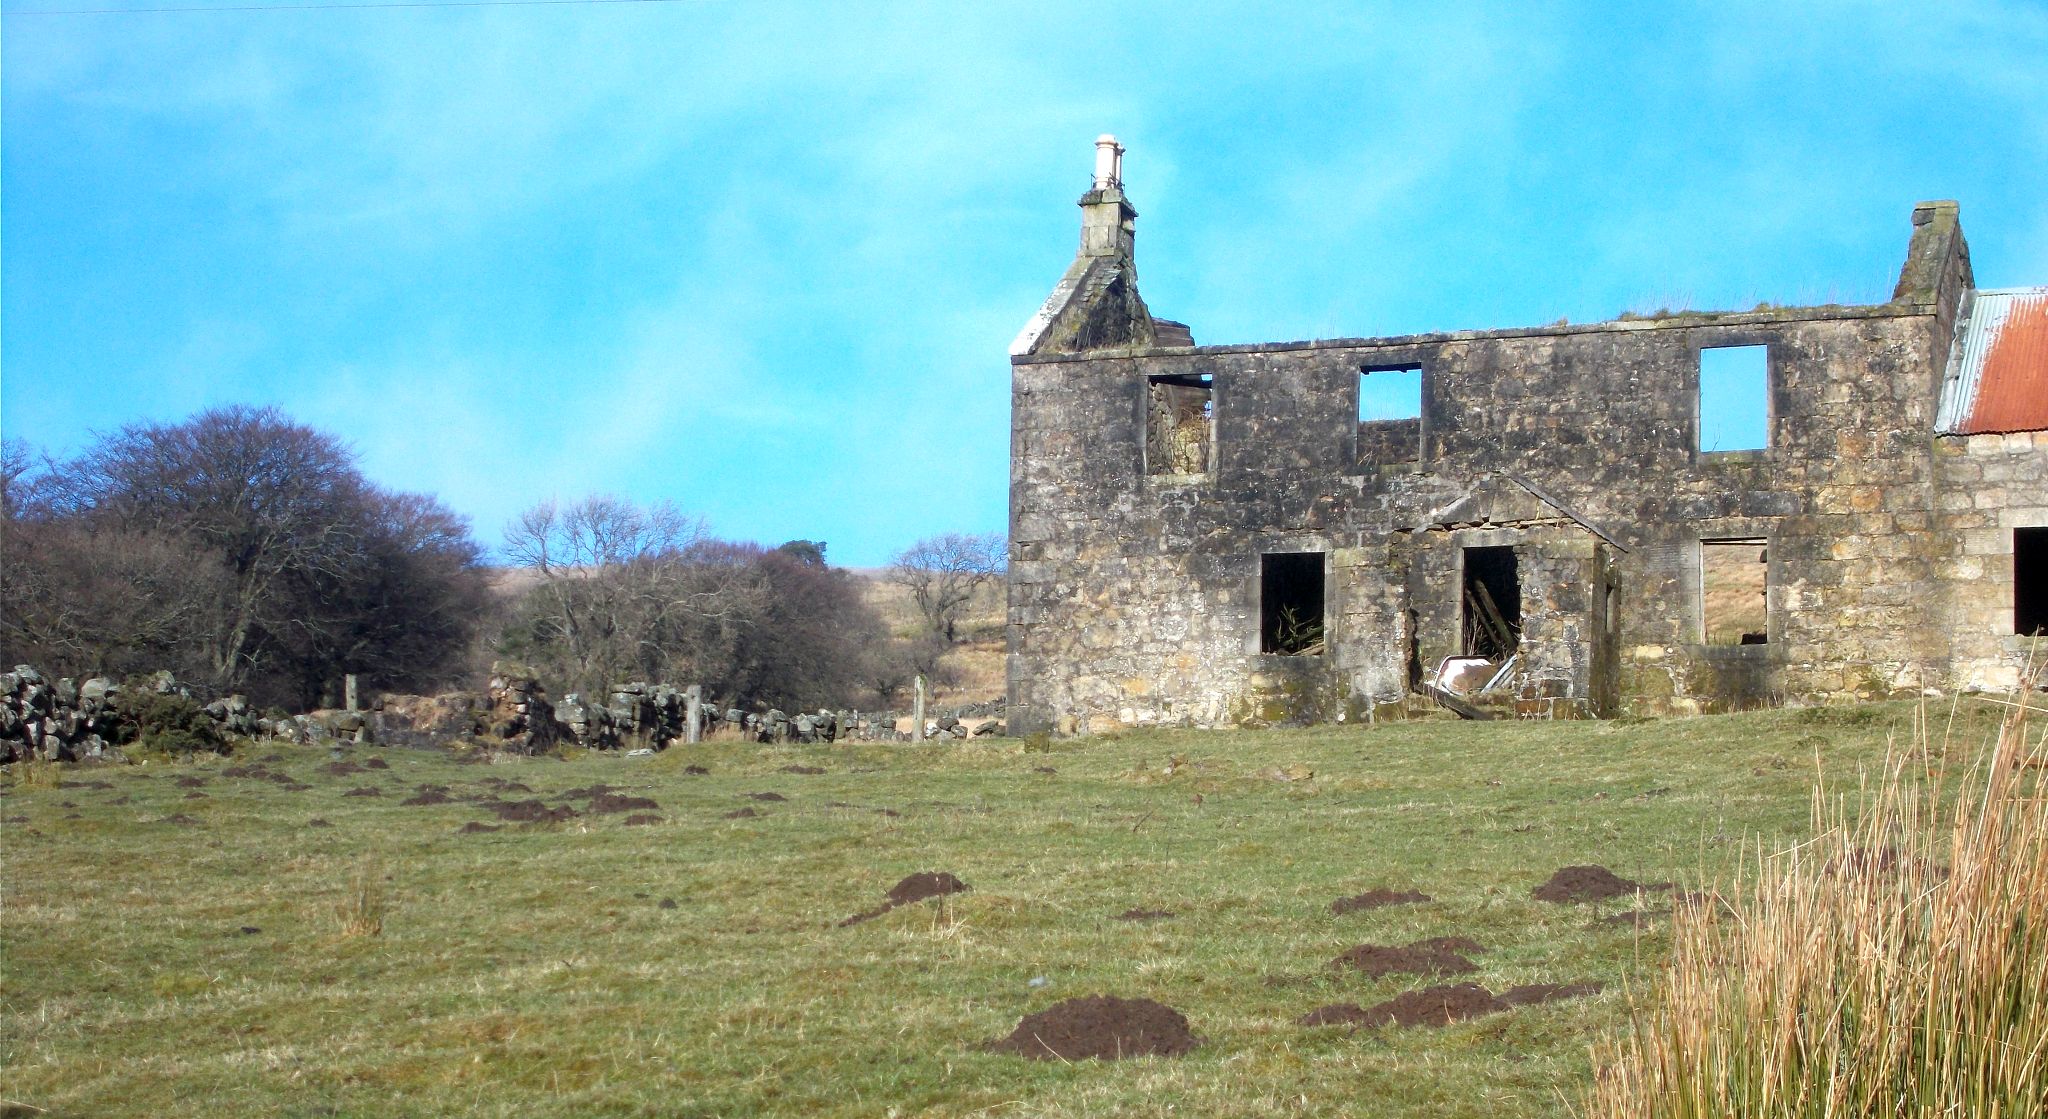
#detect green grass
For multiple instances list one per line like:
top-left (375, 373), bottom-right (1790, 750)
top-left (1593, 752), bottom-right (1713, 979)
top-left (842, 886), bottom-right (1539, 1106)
top-left (0, 701), bottom-right (2012, 1117)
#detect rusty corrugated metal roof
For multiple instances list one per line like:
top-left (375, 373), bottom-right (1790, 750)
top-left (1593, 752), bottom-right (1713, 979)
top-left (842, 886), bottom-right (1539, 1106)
top-left (1938, 287), bottom-right (2048, 435)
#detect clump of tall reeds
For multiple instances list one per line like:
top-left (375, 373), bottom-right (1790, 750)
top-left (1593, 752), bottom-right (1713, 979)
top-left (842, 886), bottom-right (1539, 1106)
top-left (1588, 690), bottom-right (2048, 1117)
top-left (334, 859), bottom-right (386, 938)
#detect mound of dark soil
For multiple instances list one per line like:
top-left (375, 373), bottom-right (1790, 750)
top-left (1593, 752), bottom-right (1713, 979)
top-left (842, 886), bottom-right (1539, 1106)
top-left (1329, 941), bottom-right (1479, 979)
top-left (362, 757), bottom-right (389, 770)
top-left (778, 765), bottom-right (825, 775)
top-left (989, 996), bottom-right (1196, 1060)
top-left (477, 778), bottom-right (534, 794)
top-left (223, 765), bottom-right (296, 784)
top-left (489, 799), bottom-right (577, 824)
top-left (1532, 865), bottom-right (1652, 903)
top-left (889, 872), bottom-right (969, 905)
top-left (723, 807), bottom-right (760, 820)
top-left (1498, 981), bottom-right (1602, 1006)
top-left (174, 776), bottom-right (207, 788)
top-left (1032, 766), bottom-right (1057, 775)
top-left (839, 871), bottom-right (972, 927)
top-left (401, 788), bottom-right (454, 806)
top-left (184, 791), bottom-right (209, 800)
top-left (1297, 1003), bottom-right (1372, 1026)
top-left (162, 813), bottom-right (201, 826)
top-left (343, 787), bottom-right (382, 797)
top-left (306, 818), bottom-right (332, 828)
top-left (622, 814), bottom-right (662, 826)
top-left (589, 792), bottom-right (660, 814)
top-left (459, 821), bottom-right (502, 834)
top-left (1331, 888), bottom-right (1431, 914)
top-left (321, 761), bottom-right (362, 776)
top-left (1117, 908), bottom-right (1176, 921)
top-left (1357, 984), bottom-right (1506, 1028)
top-left (683, 765), bottom-right (710, 776)
top-left (744, 792), bottom-right (786, 802)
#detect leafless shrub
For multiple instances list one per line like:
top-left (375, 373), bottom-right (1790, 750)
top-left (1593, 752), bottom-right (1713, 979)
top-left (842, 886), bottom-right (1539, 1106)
top-left (887, 532), bottom-right (1005, 644)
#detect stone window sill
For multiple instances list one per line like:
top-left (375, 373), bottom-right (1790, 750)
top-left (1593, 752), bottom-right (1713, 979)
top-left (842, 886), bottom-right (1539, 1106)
top-left (1700, 449), bottom-right (1770, 465)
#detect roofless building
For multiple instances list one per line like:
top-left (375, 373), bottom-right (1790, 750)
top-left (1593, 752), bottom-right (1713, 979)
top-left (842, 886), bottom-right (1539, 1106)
top-left (1006, 137), bottom-right (2047, 732)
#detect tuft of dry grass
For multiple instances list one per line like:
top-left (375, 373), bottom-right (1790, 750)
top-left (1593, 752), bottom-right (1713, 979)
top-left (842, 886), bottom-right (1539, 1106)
top-left (1588, 690), bottom-right (2048, 1117)
top-left (12, 761), bottom-right (62, 790)
top-left (334, 859), bottom-right (386, 938)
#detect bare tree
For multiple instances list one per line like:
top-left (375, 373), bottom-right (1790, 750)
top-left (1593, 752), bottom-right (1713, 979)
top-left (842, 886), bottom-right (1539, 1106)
top-left (500, 496), bottom-right (765, 698)
top-left (1, 438), bottom-right (57, 521)
top-left (4, 411), bottom-right (489, 707)
top-left (70, 406), bottom-right (370, 692)
top-left (0, 518), bottom-right (231, 683)
top-left (721, 545), bottom-right (890, 709)
top-left (886, 532), bottom-right (1006, 643)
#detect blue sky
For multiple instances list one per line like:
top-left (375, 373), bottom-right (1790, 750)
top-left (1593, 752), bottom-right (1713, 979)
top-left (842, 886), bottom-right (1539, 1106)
top-left (6, 1), bottom-right (2045, 566)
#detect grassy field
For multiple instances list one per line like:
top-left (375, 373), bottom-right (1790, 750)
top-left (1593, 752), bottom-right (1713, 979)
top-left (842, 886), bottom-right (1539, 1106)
top-left (0, 700), bottom-right (2011, 1118)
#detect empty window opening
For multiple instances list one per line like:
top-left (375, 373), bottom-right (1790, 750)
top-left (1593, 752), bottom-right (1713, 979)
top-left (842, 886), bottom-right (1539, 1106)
top-left (2017, 529), bottom-right (2048, 636)
top-left (1699, 344), bottom-right (1770, 452)
top-left (1461, 546), bottom-right (1521, 660)
top-left (1356, 364), bottom-right (1423, 465)
top-left (1358, 364), bottom-right (1423, 422)
top-left (1701, 539), bottom-right (1768, 644)
top-left (1261, 552), bottom-right (1326, 655)
top-left (1146, 374), bottom-right (1213, 475)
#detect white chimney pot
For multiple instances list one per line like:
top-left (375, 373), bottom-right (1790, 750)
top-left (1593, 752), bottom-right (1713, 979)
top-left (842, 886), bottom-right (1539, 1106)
top-left (1093, 134), bottom-right (1124, 189)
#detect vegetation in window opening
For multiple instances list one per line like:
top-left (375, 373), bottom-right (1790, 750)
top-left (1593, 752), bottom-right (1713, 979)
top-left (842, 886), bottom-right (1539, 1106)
top-left (1165, 400), bottom-right (1210, 474)
top-left (1273, 604), bottom-right (1324, 656)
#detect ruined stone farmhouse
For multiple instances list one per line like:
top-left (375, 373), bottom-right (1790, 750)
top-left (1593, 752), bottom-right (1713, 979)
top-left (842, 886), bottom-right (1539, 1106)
top-left (1005, 137), bottom-right (2047, 733)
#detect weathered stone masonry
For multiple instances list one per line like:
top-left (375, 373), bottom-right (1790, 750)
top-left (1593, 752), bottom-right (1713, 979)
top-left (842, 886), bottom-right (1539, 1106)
top-left (1007, 137), bottom-right (2047, 734)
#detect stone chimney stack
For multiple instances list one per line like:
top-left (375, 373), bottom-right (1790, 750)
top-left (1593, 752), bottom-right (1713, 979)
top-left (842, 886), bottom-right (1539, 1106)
top-left (1079, 134), bottom-right (1136, 260)
top-left (1009, 134), bottom-right (1159, 357)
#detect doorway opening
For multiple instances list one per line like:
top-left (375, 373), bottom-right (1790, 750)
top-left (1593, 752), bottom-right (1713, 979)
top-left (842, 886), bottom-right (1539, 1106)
top-left (1461, 546), bottom-right (1521, 660)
